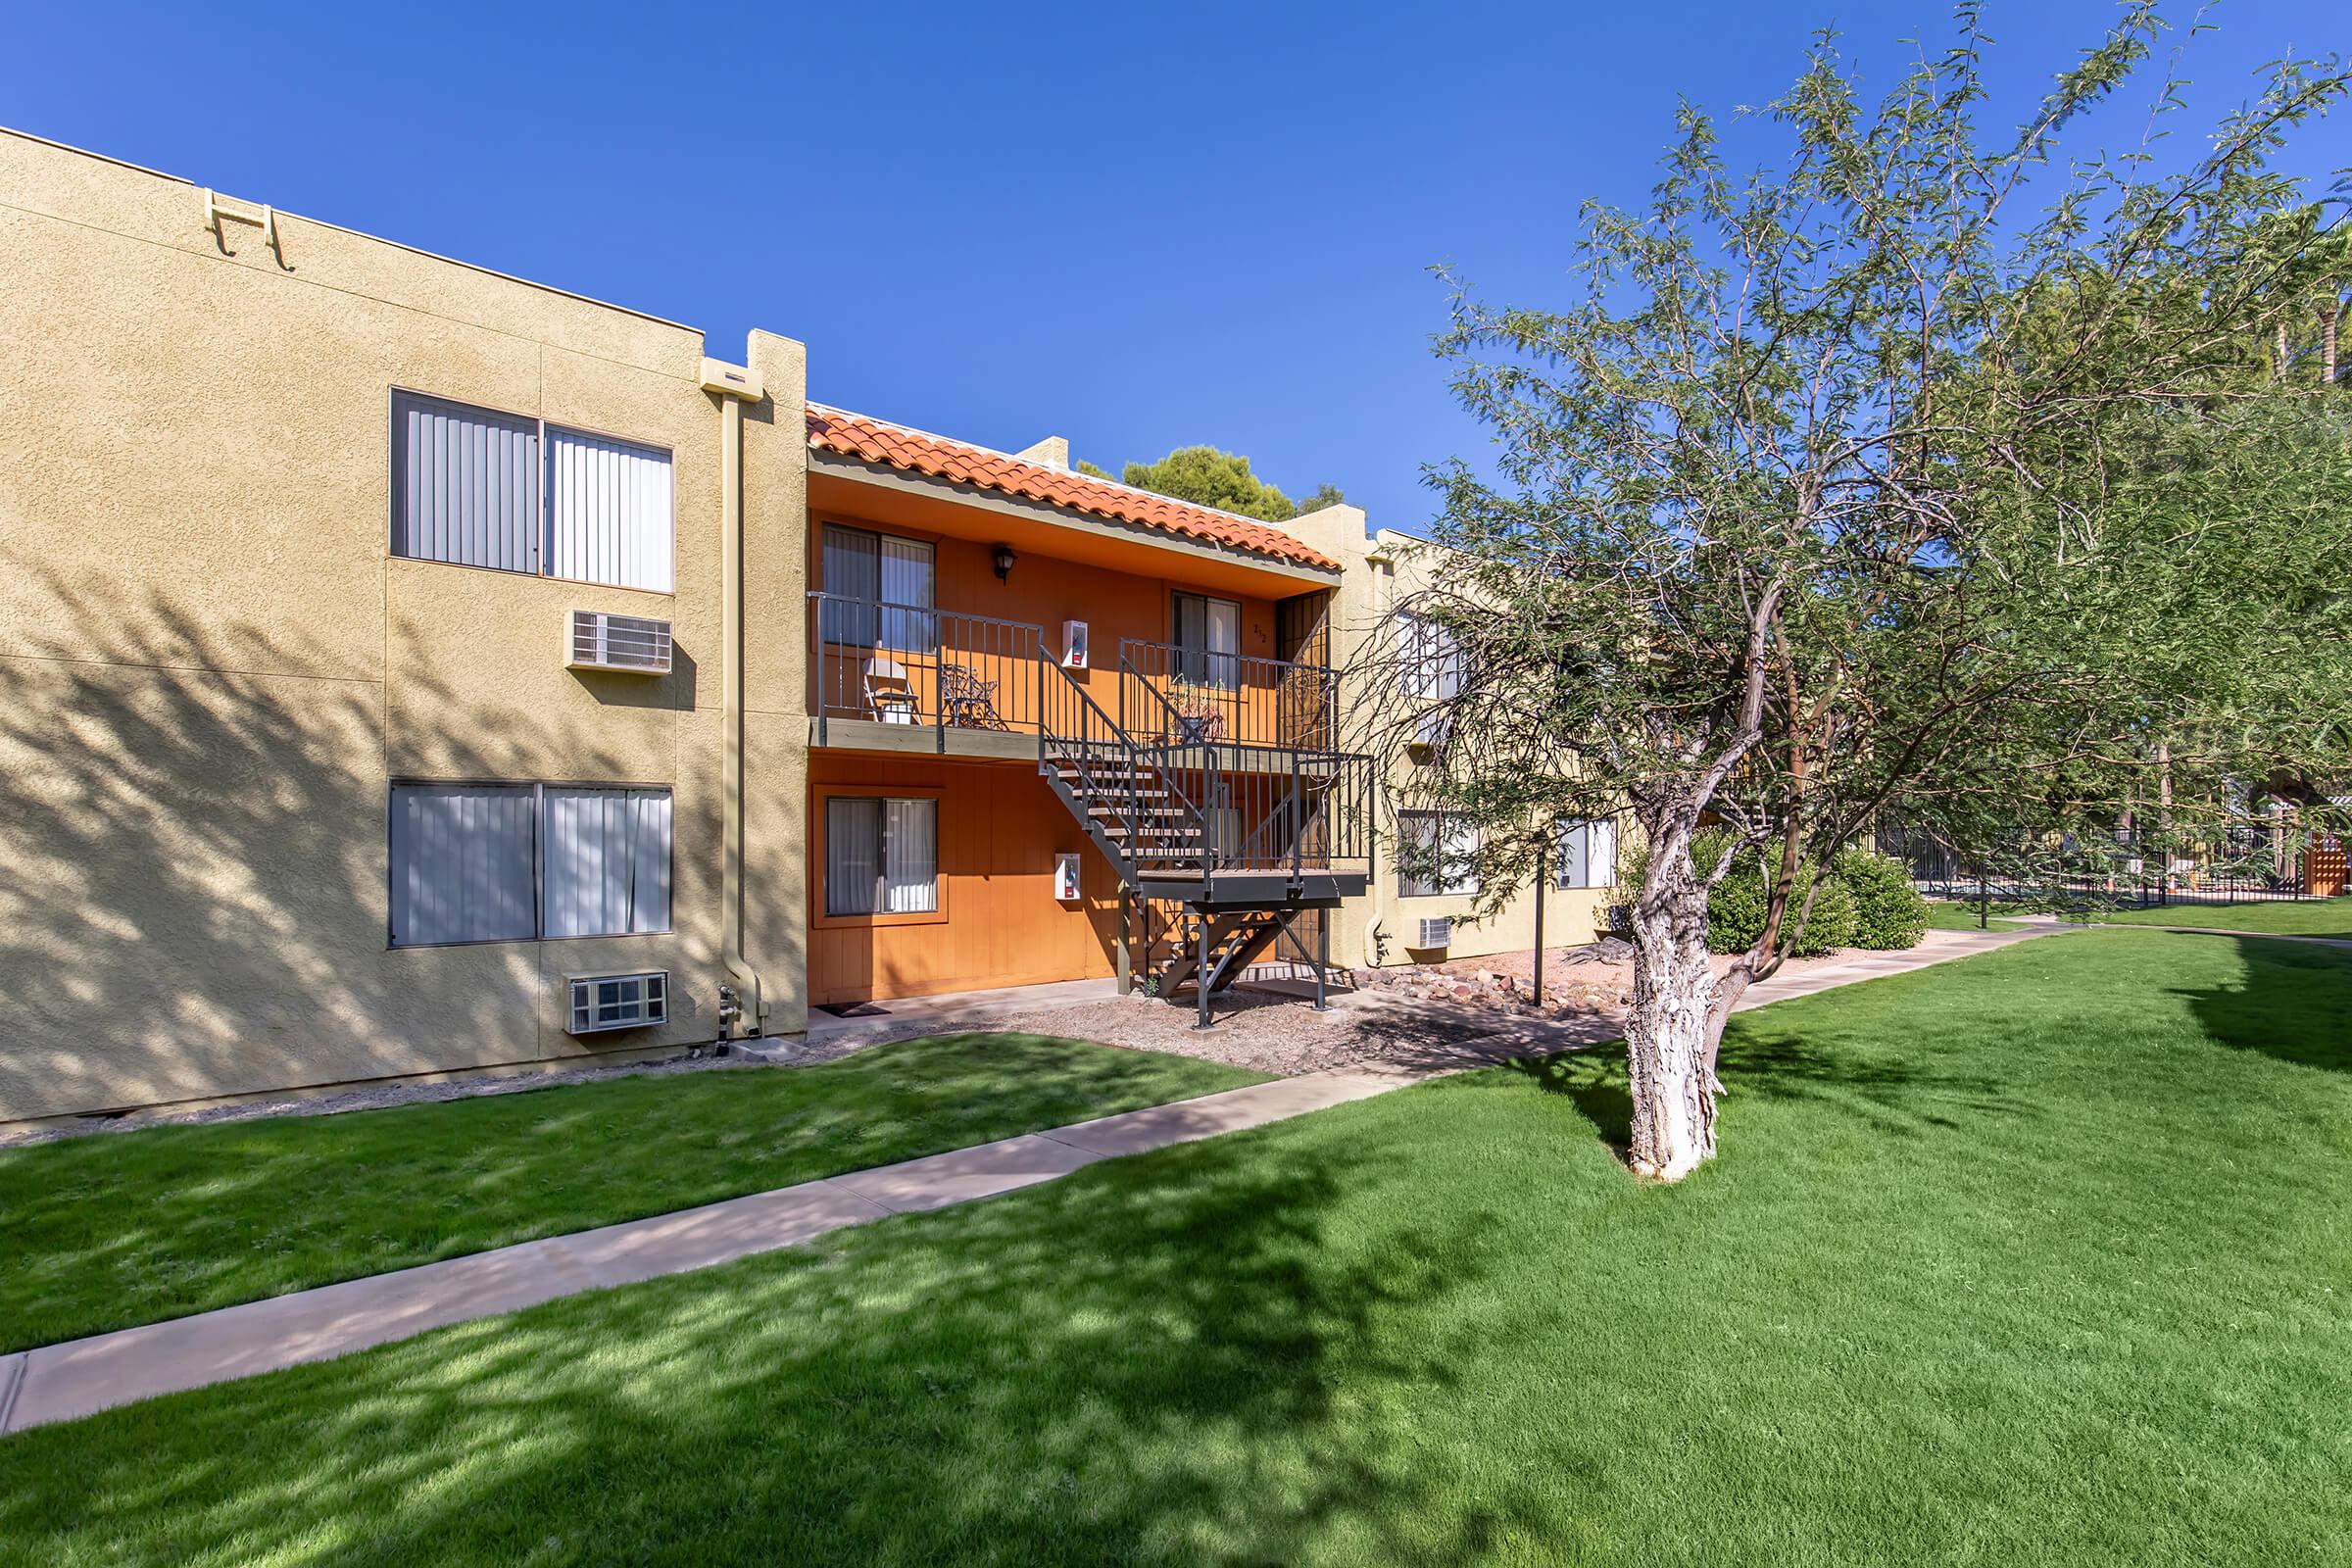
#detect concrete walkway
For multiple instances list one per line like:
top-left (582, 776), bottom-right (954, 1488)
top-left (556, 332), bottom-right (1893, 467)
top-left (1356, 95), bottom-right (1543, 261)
top-left (0, 922), bottom-right (2052, 1438)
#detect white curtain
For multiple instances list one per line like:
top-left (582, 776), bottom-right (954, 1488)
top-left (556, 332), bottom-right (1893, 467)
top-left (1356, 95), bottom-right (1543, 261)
top-left (884, 797), bottom-right (939, 912)
top-left (1206, 597), bottom-right (1240, 691)
top-left (1555, 821), bottom-right (1591, 889)
top-left (542, 787), bottom-right (672, 937)
top-left (1398, 810), bottom-right (1478, 898)
top-left (1588, 818), bottom-right (1618, 887)
top-left (825, 797), bottom-right (883, 916)
top-left (1396, 612), bottom-right (1462, 702)
top-left (545, 428), bottom-right (673, 591)
top-left (879, 536), bottom-right (936, 653)
top-left (389, 783), bottom-right (536, 945)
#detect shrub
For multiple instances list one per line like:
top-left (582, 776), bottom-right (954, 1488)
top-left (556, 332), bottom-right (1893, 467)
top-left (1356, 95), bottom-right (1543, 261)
top-left (1833, 847), bottom-right (1928, 950)
top-left (1610, 831), bottom-right (1867, 956)
top-left (1705, 834), bottom-right (1859, 956)
top-left (1701, 835), bottom-right (1769, 953)
top-left (1787, 872), bottom-right (1858, 955)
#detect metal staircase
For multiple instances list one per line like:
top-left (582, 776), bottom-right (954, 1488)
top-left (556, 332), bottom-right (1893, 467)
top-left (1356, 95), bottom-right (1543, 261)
top-left (1154, 907), bottom-right (1292, 998)
top-left (1036, 655), bottom-right (1368, 1027)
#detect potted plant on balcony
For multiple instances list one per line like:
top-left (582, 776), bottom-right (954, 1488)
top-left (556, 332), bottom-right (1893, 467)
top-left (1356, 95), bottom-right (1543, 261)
top-left (1166, 674), bottom-right (1226, 745)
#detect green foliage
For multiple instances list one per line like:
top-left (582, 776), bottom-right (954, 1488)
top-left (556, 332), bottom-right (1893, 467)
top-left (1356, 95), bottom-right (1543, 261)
top-left (1704, 843), bottom-right (1856, 956)
top-left (1374, 4), bottom-right (2351, 960)
top-left (1121, 446), bottom-right (1297, 521)
top-left (1794, 876), bottom-right (1859, 956)
top-left (1115, 448), bottom-right (1345, 521)
top-left (1073, 459), bottom-right (1113, 480)
top-left (1700, 836), bottom-right (1770, 954)
top-left (1624, 832), bottom-right (1861, 956)
top-left (1835, 850), bottom-right (1929, 950)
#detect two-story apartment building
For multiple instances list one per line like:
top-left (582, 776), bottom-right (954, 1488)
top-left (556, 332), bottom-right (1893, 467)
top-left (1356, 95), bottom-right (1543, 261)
top-left (0, 129), bottom-right (808, 1127)
top-left (0, 126), bottom-right (1606, 1130)
top-left (798, 407), bottom-right (1371, 1021)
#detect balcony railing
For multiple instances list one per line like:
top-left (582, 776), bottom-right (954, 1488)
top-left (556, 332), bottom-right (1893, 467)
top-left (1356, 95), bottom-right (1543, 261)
top-left (808, 594), bottom-right (1349, 761)
top-left (1115, 638), bottom-right (1338, 753)
top-left (1116, 662), bottom-right (1375, 878)
top-left (808, 592), bottom-right (1049, 747)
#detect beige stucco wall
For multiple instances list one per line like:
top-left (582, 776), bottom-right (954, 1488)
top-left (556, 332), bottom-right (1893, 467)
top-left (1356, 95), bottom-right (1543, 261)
top-left (0, 130), bottom-right (808, 1124)
top-left (1281, 505), bottom-right (1619, 970)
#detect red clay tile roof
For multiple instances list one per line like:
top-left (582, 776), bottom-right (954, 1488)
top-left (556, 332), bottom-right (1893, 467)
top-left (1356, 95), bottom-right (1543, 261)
top-left (806, 403), bottom-right (1340, 572)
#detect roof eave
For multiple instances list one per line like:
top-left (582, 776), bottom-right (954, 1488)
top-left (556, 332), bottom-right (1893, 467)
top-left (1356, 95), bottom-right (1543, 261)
top-left (809, 449), bottom-right (1343, 585)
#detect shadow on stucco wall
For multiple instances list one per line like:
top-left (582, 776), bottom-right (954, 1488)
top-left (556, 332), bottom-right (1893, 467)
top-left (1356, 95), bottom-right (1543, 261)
top-left (0, 559), bottom-right (715, 1124)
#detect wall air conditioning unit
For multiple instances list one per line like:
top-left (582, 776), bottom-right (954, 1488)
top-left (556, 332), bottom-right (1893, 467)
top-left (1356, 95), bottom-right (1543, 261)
top-left (1415, 917), bottom-right (1452, 950)
top-left (566, 970), bottom-right (668, 1036)
top-left (567, 610), bottom-right (673, 674)
top-left (1409, 708), bottom-right (1452, 755)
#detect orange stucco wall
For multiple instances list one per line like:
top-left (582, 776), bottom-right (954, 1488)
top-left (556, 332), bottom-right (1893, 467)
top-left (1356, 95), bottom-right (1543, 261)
top-left (808, 752), bottom-right (1124, 1006)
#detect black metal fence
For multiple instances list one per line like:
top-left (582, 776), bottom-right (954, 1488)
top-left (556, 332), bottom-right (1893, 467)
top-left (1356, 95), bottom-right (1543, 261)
top-left (1879, 819), bottom-right (2331, 907)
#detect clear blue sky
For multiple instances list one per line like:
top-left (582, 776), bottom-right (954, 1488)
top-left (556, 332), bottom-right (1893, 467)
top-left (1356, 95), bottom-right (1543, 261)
top-left (6, 1), bottom-right (2343, 529)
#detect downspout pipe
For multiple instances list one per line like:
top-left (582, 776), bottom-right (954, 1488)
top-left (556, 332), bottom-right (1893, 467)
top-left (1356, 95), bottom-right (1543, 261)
top-left (702, 356), bottom-right (767, 1037)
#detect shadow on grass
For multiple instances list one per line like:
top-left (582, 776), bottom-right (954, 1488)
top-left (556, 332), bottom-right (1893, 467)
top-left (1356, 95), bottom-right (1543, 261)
top-left (1502, 1004), bottom-right (2030, 1167)
top-left (0, 1032), bottom-right (1262, 1354)
top-left (0, 1135), bottom-right (1562, 1566)
top-left (1505, 1052), bottom-right (1635, 1162)
top-left (2175, 933), bottom-right (2352, 1075)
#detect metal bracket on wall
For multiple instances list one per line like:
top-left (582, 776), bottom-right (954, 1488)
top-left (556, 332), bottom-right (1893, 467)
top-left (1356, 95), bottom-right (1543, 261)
top-left (202, 188), bottom-right (290, 269)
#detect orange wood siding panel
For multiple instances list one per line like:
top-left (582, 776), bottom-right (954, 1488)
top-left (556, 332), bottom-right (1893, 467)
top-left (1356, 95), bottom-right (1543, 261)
top-left (808, 753), bottom-right (1123, 1006)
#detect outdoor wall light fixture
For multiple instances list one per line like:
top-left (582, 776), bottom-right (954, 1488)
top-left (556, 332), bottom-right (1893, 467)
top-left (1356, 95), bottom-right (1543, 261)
top-left (993, 544), bottom-right (1016, 582)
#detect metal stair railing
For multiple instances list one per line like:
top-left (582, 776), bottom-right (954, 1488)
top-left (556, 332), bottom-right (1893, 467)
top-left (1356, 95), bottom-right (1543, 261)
top-left (1118, 646), bottom-right (1374, 883)
top-left (1117, 651), bottom-right (1231, 882)
top-left (1038, 654), bottom-right (1211, 884)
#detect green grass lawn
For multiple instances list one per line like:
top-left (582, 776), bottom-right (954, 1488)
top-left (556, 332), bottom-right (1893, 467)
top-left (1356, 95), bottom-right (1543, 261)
top-left (0, 1035), bottom-right (1264, 1354)
top-left (6, 930), bottom-right (2349, 1566)
top-left (1922, 899), bottom-right (2026, 930)
top-left (2085, 891), bottom-right (2352, 938)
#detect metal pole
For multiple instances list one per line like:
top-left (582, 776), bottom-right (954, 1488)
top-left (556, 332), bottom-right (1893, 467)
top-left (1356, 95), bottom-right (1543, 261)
top-left (1116, 887), bottom-right (1133, 997)
top-left (1313, 907), bottom-right (1330, 1012)
top-left (1533, 835), bottom-right (1546, 1006)
top-left (1194, 912), bottom-right (1212, 1031)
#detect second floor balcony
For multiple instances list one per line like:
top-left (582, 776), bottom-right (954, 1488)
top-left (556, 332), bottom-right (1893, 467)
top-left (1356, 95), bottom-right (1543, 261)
top-left (805, 591), bottom-right (1342, 760)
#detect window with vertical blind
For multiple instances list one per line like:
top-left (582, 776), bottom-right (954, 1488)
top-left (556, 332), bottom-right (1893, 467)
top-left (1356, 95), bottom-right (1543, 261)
top-left (1172, 591), bottom-right (1241, 689)
top-left (1397, 809), bottom-right (1480, 898)
top-left (388, 781), bottom-right (672, 946)
top-left (391, 391), bottom-right (673, 592)
top-left (542, 787), bottom-right (673, 937)
top-left (824, 796), bottom-right (939, 916)
top-left (819, 524), bottom-right (935, 651)
top-left (389, 784), bottom-right (538, 946)
top-left (1396, 612), bottom-right (1464, 702)
top-left (1553, 819), bottom-right (1619, 889)
top-left (1396, 612), bottom-right (1465, 749)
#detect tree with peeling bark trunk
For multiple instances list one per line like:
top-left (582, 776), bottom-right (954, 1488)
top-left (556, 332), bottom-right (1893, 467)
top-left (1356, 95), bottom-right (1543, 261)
top-left (1357, 5), bottom-right (2349, 1180)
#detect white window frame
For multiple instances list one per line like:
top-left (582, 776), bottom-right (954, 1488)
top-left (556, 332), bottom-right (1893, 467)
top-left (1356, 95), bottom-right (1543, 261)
top-left (1396, 612), bottom-right (1464, 704)
top-left (819, 523), bottom-right (936, 652)
top-left (1553, 819), bottom-right (1619, 890)
top-left (823, 794), bottom-right (941, 918)
top-left (1397, 809), bottom-right (1480, 898)
top-left (1172, 591), bottom-right (1243, 691)
top-left (389, 389), bottom-right (676, 593)
top-left (388, 779), bottom-right (674, 949)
